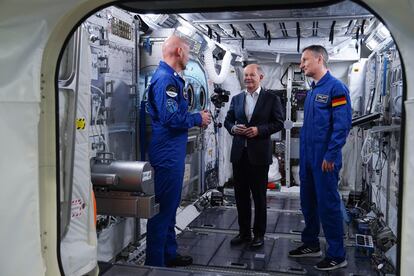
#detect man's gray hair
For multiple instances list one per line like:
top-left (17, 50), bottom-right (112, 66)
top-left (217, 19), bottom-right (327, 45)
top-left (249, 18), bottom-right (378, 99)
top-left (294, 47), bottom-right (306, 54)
top-left (302, 45), bottom-right (329, 67)
top-left (244, 63), bottom-right (264, 76)
top-left (256, 65), bottom-right (264, 76)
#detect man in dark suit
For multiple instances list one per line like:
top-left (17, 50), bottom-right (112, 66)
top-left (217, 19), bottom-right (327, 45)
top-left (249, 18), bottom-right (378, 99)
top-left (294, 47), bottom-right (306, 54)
top-left (224, 64), bottom-right (284, 248)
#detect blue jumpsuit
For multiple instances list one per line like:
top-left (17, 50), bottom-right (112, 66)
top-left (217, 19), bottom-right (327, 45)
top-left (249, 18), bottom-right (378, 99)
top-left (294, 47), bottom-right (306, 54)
top-left (145, 61), bottom-right (202, 267)
top-left (299, 71), bottom-right (352, 261)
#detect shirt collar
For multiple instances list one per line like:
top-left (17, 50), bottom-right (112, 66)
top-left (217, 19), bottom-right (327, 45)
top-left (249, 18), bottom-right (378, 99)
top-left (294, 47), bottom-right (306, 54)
top-left (311, 71), bottom-right (331, 88)
top-left (245, 86), bottom-right (261, 96)
top-left (159, 60), bottom-right (185, 82)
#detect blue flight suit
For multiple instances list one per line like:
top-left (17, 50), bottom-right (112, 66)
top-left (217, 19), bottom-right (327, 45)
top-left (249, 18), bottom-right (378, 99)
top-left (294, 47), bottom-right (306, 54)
top-left (145, 61), bottom-right (202, 267)
top-left (299, 71), bottom-right (352, 261)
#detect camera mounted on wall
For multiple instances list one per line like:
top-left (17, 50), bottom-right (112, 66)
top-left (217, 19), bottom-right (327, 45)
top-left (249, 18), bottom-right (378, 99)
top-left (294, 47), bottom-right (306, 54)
top-left (210, 86), bottom-right (230, 109)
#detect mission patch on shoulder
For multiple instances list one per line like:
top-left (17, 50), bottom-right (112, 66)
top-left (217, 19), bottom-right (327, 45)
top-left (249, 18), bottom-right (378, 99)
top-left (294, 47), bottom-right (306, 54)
top-left (166, 98), bottom-right (178, 113)
top-left (166, 84), bottom-right (178, 97)
top-left (332, 95), bottom-right (347, 107)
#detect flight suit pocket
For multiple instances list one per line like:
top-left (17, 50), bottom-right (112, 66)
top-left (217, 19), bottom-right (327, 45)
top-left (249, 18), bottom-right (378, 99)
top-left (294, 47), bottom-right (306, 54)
top-left (313, 95), bottom-right (331, 142)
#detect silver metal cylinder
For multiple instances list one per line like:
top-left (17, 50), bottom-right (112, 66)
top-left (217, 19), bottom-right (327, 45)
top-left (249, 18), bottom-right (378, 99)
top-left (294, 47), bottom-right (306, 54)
top-left (91, 154), bottom-right (154, 194)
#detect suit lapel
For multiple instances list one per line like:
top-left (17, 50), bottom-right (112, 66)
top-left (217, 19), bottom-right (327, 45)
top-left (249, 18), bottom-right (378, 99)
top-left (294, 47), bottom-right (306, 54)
top-left (239, 92), bottom-right (248, 123)
top-left (250, 88), bottom-right (265, 123)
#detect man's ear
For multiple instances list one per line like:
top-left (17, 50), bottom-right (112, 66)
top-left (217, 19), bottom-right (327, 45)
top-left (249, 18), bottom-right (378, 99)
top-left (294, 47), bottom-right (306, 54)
top-left (318, 55), bottom-right (324, 65)
top-left (259, 74), bottom-right (264, 80)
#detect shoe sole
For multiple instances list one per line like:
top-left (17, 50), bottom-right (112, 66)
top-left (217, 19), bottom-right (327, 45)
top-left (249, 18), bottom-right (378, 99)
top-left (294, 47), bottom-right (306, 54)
top-left (230, 241), bottom-right (251, 246)
top-left (166, 261), bottom-right (193, 267)
top-left (288, 251), bottom-right (323, 258)
top-left (314, 260), bottom-right (348, 271)
top-left (250, 243), bottom-right (264, 248)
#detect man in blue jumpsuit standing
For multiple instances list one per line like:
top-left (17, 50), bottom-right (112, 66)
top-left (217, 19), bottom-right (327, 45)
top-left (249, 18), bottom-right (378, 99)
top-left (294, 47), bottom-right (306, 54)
top-left (288, 45), bottom-right (352, 271)
top-left (145, 35), bottom-right (211, 267)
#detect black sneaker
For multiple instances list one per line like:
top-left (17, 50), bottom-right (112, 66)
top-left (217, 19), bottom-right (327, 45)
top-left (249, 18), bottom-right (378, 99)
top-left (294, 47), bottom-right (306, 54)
top-left (250, 236), bottom-right (264, 248)
top-left (288, 245), bottom-right (322, 258)
top-left (230, 234), bottom-right (252, 245)
top-left (314, 257), bottom-right (347, 271)
top-left (166, 254), bottom-right (193, 267)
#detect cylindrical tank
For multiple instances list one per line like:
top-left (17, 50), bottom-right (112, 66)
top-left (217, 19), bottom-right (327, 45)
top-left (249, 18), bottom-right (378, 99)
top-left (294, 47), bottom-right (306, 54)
top-left (91, 152), bottom-right (154, 194)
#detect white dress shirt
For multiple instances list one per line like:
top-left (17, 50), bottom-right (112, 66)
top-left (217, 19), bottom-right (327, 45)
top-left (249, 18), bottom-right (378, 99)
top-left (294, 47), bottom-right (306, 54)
top-left (245, 86), bottom-right (261, 122)
top-left (231, 87), bottom-right (261, 137)
top-left (243, 86), bottom-right (261, 146)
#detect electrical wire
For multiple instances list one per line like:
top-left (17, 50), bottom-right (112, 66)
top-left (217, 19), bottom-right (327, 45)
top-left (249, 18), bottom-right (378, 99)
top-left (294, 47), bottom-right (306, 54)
top-left (361, 130), bottom-right (373, 164)
top-left (91, 84), bottom-right (104, 96)
top-left (90, 85), bottom-right (108, 151)
top-left (279, 65), bottom-right (290, 87)
top-left (372, 136), bottom-right (390, 215)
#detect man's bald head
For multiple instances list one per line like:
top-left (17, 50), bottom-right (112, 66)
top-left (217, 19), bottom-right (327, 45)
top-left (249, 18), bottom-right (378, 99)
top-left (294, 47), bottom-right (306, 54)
top-left (162, 35), bottom-right (190, 72)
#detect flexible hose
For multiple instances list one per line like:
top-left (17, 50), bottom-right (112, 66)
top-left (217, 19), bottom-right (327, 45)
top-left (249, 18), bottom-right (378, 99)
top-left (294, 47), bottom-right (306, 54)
top-left (203, 40), bottom-right (232, 84)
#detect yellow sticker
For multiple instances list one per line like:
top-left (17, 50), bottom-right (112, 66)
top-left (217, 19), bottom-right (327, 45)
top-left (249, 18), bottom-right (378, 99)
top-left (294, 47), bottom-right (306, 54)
top-left (76, 118), bottom-right (86, 130)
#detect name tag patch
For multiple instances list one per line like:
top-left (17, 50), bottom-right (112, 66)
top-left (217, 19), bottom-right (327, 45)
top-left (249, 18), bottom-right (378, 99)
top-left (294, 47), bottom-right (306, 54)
top-left (315, 94), bottom-right (329, 103)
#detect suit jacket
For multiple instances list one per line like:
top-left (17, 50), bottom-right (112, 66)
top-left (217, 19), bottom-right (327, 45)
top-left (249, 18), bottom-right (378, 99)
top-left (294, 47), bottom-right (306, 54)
top-left (224, 88), bottom-right (284, 165)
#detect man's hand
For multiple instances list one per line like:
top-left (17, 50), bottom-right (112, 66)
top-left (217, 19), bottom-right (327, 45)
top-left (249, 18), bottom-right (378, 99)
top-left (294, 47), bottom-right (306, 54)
top-left (244, 126), bottom-right (258, 138)
top-left (233, 124), bottom-right (247, 135)
top-left (200, 110), bottom-right (211, 128)
top-left (322, 160), bottom-right (335, 172)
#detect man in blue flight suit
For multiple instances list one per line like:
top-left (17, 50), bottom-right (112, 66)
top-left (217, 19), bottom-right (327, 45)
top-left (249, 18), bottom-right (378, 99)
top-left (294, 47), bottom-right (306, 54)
top-left (288, 45), bottom-right (352, 271)
top-left (145, 35), bottom-right (211, 267)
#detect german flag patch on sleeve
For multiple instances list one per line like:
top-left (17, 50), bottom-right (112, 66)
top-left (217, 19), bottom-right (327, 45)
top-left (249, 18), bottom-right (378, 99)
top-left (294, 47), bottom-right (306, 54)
top-left (332, 95), bottom-right (347, 107)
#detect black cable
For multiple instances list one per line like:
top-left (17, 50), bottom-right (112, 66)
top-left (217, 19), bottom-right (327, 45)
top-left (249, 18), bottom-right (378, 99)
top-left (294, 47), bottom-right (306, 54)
top-left (230, 24), bottom-right (237, 38)
top-left (356, 26), bottom-right (360, 41)
top-left (315, 21), bottom-right (319, 36)
top-left (207, 25), bottom-right (212, 39)
top-left (247, 23), bottom-right (260, 38)
top-left (312, 21), bottom-right (316, 36)
top-left (214, 32), bottom-right (221, 43)
top-left (267, 30), bottom-right (271, 45)
top-left (279, 22), bottom-right (288, 37)
top-left (329, 20), bottom-right (336, 44)
top-left (296, 22), bottom-right (301, 52)
top-left (361, 19), bottom-right (366, 35)
top-left (236, 31), bottom-right (245, 49)
top-left (280, 65), bottom-right (289, 87)
top-left (346, 20), bottom-right (352, 35)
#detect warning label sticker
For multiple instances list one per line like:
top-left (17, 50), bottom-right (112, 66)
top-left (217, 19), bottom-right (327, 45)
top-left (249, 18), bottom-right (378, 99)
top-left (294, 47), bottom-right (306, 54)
top-left (71, 198), bottom-right (85, 218)
top-left (76, 118), bottom-right (86, 130)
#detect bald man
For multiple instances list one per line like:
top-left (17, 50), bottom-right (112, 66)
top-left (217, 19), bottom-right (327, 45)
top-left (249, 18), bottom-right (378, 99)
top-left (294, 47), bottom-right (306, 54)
top-left (224, 64), bottom-right (284, 248)
top-left (145, 35), bottom-right (211, 267)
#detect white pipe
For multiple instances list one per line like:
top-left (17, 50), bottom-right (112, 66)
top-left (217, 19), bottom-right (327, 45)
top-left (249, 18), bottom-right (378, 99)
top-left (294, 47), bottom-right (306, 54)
top-left (203, 40), bottom-right (232, 84)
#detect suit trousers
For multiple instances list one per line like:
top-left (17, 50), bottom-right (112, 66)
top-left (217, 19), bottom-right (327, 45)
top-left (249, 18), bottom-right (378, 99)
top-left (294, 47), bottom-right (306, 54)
top-left (233, 149), bottom-right (269, 237)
